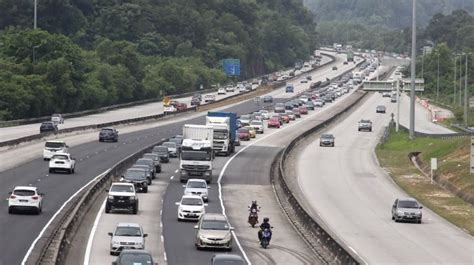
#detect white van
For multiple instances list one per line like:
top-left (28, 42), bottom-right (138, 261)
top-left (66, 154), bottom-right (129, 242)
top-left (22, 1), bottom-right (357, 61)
top-left (43, 140), bottom-right (69, 160)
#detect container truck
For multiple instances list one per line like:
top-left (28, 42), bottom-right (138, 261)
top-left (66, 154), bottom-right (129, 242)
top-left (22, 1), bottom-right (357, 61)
top-left (206, 112), bottom-right (237, 156)
top-left (179, 125), bottom-right (214, 183)
top-left (347, 50), bottom-right (354, 62)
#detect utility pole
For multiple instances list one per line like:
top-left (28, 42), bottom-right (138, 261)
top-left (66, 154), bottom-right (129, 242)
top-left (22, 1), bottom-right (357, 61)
top-left (409, 0), bottom-right (417, 140)
top-left (460, 56), bottom-right (463, 106)
top-left (34, 0), bottom-right (38, 29)
top-left (454, 55), bottom-right (457, 105)
top-left (437, 52), bottom-right (440, 101)
top-left (465, 53), bottom-right (470, 127)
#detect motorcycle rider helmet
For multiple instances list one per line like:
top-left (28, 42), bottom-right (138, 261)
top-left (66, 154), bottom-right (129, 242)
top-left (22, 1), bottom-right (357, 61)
top-left (252, 200), bottom-right (257, 205)
top-left (263, 217), bottom-right (269, 223)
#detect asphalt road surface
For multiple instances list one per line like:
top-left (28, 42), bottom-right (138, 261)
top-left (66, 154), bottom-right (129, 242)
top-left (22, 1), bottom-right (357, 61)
top-left (294, 91), bottom-right (474, 264)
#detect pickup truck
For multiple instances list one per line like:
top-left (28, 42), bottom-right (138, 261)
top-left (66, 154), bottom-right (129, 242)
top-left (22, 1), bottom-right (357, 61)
top-left (49, 153), bottom-right (76, 174)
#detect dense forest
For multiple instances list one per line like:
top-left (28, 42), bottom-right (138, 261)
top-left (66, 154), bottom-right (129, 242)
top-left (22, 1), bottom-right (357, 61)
top-left (0, 0), bottom-right (316, 120)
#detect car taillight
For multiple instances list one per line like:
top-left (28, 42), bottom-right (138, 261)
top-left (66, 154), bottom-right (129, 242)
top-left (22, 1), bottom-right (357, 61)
top-left (31, 196), bottom-right (39, 200)
top-left (10, 195), bottom-right (16, 199)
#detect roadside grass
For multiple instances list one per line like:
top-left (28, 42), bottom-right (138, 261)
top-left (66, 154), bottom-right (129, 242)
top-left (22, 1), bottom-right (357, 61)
top-left (376, 130), bottom-right (474, 235)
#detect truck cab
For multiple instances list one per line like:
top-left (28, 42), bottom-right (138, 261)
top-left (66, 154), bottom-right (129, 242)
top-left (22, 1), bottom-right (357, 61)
top-left (206, 112), bottom-right (237, 156)
top-left (180, 125), bottom-right (214, 183)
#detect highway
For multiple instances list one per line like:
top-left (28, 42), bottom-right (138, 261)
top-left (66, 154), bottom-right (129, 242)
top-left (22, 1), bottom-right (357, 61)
top-left (0, 57), bottom-right (332, 144)
top-left (82, 52), bottom-right (361, 265)
top-left (0, 52), bottom-right (354, 265)
top-left (292, 84), bottom-right (474, 263)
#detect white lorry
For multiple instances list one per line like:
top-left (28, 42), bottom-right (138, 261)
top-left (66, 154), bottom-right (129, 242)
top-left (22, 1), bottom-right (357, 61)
top-left (179, 125), bottom-right (214, 183)
top-left (205, 112), bottom-right (237, 156)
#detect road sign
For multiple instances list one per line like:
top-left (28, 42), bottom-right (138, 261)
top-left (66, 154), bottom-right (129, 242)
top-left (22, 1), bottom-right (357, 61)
top-left (401, 78), bottom-right (425, 92)
top-left (362, 81), bottom-right (394, 91)
top-left (163, 96), bottom-right (170, 105)
top-left (469, 97), bottom-right (474, 108)
top-left (223, 59), bottom-right (240, 76)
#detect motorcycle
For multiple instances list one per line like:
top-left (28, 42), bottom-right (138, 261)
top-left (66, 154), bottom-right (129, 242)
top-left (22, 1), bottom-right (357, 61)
top-left (260, 228), bottom-right (272, 249)
top-left (248, 207), bottom-right (259, 228)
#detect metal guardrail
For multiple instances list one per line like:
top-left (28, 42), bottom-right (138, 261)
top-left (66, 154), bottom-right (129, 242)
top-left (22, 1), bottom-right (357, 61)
top-left (397, 124), bottom-right (474, 138)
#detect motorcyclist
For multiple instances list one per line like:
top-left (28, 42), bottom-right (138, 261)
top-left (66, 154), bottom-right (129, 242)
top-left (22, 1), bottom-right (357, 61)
top-left (258, 217), bottom-right (272, 242)
top-left (249, 200), bottom-right (259, 211)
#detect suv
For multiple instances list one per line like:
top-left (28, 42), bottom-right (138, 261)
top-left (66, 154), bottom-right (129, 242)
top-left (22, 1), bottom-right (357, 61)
top-left (51, 113), bottom-right (64, 124)
top-left (391, 198), bottom-right (423, 223)
top-left (134, 158), bottom-right (156, 179)
top-left (99, 127), bottom-right (119, 142)
top-left (49, 153), bottom-right (76, 174)
top-left (43, 141), bottom-right (68, 160)
top-left (122, 168), bottom-right (149, 193)
top-left (194, 213), bottom-right (233, 250)
top-left (142, 153), bottom-right (161, 173)
top-left (8, 186), bottom-right (44, 214)
top-left (152, 145), bottom-right (170, 163)
top-left (40, 121), bottom-right (58, 134)
top-left (358, 119), bottom-right (372, 132)
top-left (376, 105), bottom-right (386, 113)
top-left (183, 179), bottom-right (209, 202)
top-left (108, 223), bottom-right (147, 255)
top-left (105, 183), bottom-right (139, 214)
top-left (320, 134), bottom-right (335, 147)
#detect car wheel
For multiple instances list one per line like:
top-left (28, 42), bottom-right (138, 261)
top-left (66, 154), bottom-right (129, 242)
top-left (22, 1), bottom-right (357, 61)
top-left (68, 168), bottom-right (72, 174)
top-left (36, 207), bottom-right (41, 215)
top-left (147, 177), bottom-right (152, 185)
top-left (49, 168), bottom-right (53, 173)
top-left (8, 207), bottom-right (13, 214)
top-left (110, 251), bottom-right (115, 256)
top-left (72, 167), bottom-right (75, 173)
top-left (391, 215), bottom-right (395, 220)
top-left (418, 219), bottom-right (422, 224)
top-left (105, 203), bottom-right (111, 213)
top-left (132, 204), bottom-right (138, 214)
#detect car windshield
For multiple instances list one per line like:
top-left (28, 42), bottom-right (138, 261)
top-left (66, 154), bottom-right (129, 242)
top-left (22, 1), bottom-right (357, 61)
top-left (201, 220), bottom-right (229, 230)
top-left (45, 142), bottom-right (65, 148)
top-left (51, 154), bottom-right (69, 160)
top-left (240, 115), bottom-right (250, 120)
top-left (398, 200), bottom-right (419, 208)
top-left (125, 170), bottom-right (146, 180)
top-left (238, 128), bottom-right (249, 133)
top-left (187, 181), bottom-right (207, 189)
top-left (13, 190), bottom-right (36, 196)
top-left (182, 198), bottom-right (203, 206)
top-left (213, 259), bottom-right (245, 265)
top-left (136, 159), bottom-right (152, 166)
top-left (110, 185), bottom-right (134, 193)
top-left (181, 150), bottom-right (211, 161)
top-left (115, 226), bottom-right (142, 236)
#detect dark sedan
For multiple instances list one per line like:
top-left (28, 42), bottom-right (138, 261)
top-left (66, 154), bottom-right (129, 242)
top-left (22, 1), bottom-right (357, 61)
top-left (40, 121), bottom-right (58, 133)
top-left (99, 127), bottom-right (119, 142)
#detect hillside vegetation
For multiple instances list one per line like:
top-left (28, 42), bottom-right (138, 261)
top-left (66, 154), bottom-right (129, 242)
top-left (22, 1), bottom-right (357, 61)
top-left (0, 0), bottom-right (316, 120)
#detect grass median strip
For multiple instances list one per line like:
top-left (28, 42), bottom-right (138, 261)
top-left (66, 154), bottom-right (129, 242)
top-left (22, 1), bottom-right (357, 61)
top-left (376, 130), bottom-right (474, 235)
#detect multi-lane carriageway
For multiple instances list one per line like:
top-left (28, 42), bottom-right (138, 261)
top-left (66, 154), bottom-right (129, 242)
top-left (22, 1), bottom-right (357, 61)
top-left (0, 51), bottom-right (352, 265)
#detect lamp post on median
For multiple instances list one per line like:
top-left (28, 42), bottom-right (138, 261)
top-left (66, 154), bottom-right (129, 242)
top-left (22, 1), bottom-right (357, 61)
top-left (454, 54), bottom-right (458, 105)
top-left (464, 53), bottom-right (472, 127)
top-left (436, 52), bottom-right (440, 101)
top-left (34, 0), bottom-right (38, 29)
top-left (409, 0), bottom-right (417, 140)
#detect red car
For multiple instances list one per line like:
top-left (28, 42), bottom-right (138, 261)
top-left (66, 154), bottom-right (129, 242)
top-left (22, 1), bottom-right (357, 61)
top-left (175, 102), bottom-right (187, 111)
top-left (280, 113), bottom-right (290, 123)
top-left (271, 115), bottom-right (283, 125)
top-left (237, 128), bottom-right (251, 140)
top-left (267, 118), bottom-right (281, 128)
top-left (299, 106), bottom-right (308, 115)
top-left (292, 108), bottom-right (301, 118)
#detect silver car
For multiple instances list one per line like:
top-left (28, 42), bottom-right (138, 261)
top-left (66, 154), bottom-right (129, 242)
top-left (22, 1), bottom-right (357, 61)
top-left (109, 223), bottom-right (147, 255)
top-left (391, 198), bottom-right (423, 223)
top-left (194, 213), bottom-right (233, 250)
top-left (163, 141), bottom-right (178, 157)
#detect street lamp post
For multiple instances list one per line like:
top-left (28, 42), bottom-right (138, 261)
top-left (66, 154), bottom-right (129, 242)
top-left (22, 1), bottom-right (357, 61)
top-left (460, 55), bottom-right (463, 106)
top-left (409, 0), bottom-right (417, 140)
top-left (437, 52), bottom-right (440, 101)
top-left (465, 53), bottom-right (471, 127)
top-left (454, 54), bottom-right (457, 105)
top-left (32, 45), bottom-right (40, 64)
top-left (34, 0), bottom-right (38, 29)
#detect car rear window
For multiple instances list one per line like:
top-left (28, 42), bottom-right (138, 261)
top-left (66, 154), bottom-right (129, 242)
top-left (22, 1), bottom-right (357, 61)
top-left (45, 142), bottom-right (65, 148)
top-left (101, 128), bottom-right (114, 133)
top-left (237, 128), bottom-right (249, 133)
top-left (14, 190), bottom-right (36, 196)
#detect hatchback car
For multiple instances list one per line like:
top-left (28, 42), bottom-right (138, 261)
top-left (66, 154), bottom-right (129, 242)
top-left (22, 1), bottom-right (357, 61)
top-left (176, 195), bottom-right (207, 221)
top-left (244, 126), bottom-right (257, 138)
top-left (112, 250), bottom-right (157, 265)
top-left (152, 145), bottom-right (170, 163)
top-left (259, 109), bottom-right (270, 120)
top-left (267, 118), bottom-right (281, 128)
top-left (320, 134), bottom-right (335, 147)
top-left (239, 115), bottom-right (251, 126)
top-left (274, 103), bottom-right (285, 113)
top-left (8, 186), bottom-right (43, 214)
top-left (134, 158), bottom-right (157, 179)
top-left (280, 113), bottom-right (290, 123)
top-left (163, 141), bottom-right (178, 157)
top-left (285, 110), bottom-right (296, 120)
top-left (250, 120), bottom-right (264, 134)
top-left (108, 223), bottom-right (147, 255)
top-left (263, 95), bottom-right (273, 103)
top-left (292, 108), bottom-right (301, 118)
top-left (43, 140), bottom-right (69, 160)
top-left (237, 128), bottom-right (250, 141)
top-left (392, 198), bottom-right (423, 223)
top-left (99, 127), bottom-right (119, 142)
top-left (183, 179), bottom-right (209, 202)
top-left (210, 254), bottom-right (245, 265)
top-left (299, 106), bottom-right (308, 115)
top-left (142, 153), bottom-right (162, 173)
top-left (194, 213), bottom-right (233, 250)
top-left (376, 105), bottom-right (386, 113)
top-left (40, 121), bottom-right (58, 134)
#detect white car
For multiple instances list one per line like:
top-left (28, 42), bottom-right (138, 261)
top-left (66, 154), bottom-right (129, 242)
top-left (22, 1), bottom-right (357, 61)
top-left (250, 120), bottom-right (264, 134)
top-left (183, 179), bottom-right (209, 202)
top-left (163, 105), bottom-right (177, 113)
top-left (8, 186), bottom-right (43, 214)
top-left (108, 223), bottom-right (147, 255)
top-left (49, 152), bottom-right (76, 174)
top-left (51, 113), bottom-right (64, 124)
top-left (238, 85), bottom-right (247, 93)
top-left (259, 110), bottom-right (270, 120)
top-left (176, 195), bottom-right (207, 221)
top-left (204, 94), bottom-right (216, 102)
top-left (217, 88), bottom-right (226, 95)
top-left (225, 86), bottom-right (235, 92)
top-left (43, 140), bottom-right (69, 160)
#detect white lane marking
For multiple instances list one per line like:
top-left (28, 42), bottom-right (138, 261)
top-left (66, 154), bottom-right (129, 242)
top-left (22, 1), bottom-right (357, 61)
top-left (349, 246), bottom-right (369, 265)
top-left (22, 169), bottom-right (111, 265)
top-left (170, 176), bottom-right (174, 180)
top-left (161, 235), bottom-right (164, 242)
top-left (83, 198), bottom-right (107, 265)
top-left (164, 252), bottom-right (167, 261)
top-left (174, 169), bottom-right (178, 173)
